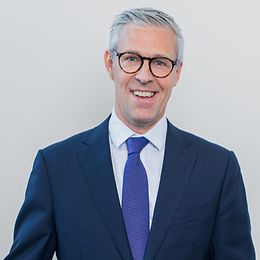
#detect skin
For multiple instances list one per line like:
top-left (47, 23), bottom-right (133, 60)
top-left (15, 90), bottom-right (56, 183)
top-left (104, 24), bottom-right (183, 134)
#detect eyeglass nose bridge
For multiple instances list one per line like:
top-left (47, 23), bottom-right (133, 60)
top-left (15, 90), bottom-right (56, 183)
top-left (137, 56), bottom-right (154, 75)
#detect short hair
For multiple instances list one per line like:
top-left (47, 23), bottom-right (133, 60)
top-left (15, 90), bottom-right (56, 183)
top-left (109, 7), bottom-right (184, 63)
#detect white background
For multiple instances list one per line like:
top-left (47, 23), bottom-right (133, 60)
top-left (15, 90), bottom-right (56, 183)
top-left (0, 0), bottom-right (259, 258)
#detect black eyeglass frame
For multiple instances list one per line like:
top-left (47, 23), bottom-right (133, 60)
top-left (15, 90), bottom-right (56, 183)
top-left (112, 50), bottom-right (179, 78)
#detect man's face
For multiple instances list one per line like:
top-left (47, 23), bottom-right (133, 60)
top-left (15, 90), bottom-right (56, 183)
top-left (104, 24), bottom-right (182, 133)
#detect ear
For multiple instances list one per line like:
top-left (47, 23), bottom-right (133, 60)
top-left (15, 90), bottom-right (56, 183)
top-left (104, 50), bottom-right (114, 80)
top-left (175, 62), bottom-right (183, 82)
top-left (172, 62), bottom-right (183, 88)
top-left (173, 63), bottom-right (183, 87)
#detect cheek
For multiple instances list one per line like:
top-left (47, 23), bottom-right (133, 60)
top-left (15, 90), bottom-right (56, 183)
top-left (163, 88), bottom-right (173, 104)
top-left (114, 73), bottom-right (133, 92)
top-left (159, 83), bottom-right (174, 108)
top-left (159, 78), bottom-right (175, 96)
top-left (114, 77), bottom-right (131, 100)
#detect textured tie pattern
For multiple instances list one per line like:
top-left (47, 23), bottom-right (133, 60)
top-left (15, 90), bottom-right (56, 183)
top-left (122, 137), bottom-right (149, 260)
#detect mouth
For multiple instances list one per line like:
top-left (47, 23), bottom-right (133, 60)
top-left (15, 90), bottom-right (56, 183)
top-left (131, 90), bottom-right (156, 98)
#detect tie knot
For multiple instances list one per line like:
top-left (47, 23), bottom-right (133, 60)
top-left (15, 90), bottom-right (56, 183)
top-left (126, 137), bottom-right (149, 155)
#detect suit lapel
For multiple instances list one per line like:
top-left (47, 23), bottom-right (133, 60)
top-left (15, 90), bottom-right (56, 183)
top-left (145, 122), bottom-right (196, 260)
top-left (77, 118), bottom-right (132, 260)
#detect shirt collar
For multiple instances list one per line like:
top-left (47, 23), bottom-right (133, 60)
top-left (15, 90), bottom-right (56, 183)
top-left (109, 109), bottom-right (167, 151)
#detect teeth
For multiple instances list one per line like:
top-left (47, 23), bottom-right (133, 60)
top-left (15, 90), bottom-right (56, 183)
top-left (133, 91), bottom-right (155, 97)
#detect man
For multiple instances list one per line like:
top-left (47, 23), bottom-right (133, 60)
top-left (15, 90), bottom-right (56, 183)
top-left (5, 7), bottom-right (255, 260)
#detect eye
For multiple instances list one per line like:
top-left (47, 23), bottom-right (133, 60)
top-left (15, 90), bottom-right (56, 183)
top-left (130, 56), bottom-right (138, 61)
top-left (152, 58), bottom-right (172, 69)
top-left (125, 55), bottom-right (139, 62)
top-left (120, 53), bottom-right (141, 64)
top-left (153, 59), bottom-right (166, 66)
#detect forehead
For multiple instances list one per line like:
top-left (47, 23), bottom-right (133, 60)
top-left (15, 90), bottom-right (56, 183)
top-left (116, 24), bottom-right (177, 58)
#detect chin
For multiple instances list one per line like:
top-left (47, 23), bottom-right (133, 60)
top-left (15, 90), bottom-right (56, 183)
top-left (131, 116), bottom-right (159, 129)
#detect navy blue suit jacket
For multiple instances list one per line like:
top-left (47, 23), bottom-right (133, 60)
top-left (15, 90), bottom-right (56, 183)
top-left (5, 117), bottom-right (255, 259)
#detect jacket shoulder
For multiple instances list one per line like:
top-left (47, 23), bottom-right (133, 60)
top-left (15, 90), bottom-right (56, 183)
top-left (169, 122), bottom-right (232, 158)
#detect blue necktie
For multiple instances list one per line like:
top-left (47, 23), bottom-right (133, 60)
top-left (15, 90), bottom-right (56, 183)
top-left (122, 137), bottom-right (149, 260)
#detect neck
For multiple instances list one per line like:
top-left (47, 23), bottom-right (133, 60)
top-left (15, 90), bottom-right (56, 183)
top-left (114, 110), bottom-right (163, 135)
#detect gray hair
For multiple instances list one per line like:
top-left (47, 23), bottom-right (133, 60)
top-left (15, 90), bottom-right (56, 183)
top-left (109, 7), bottom-right (184, 63)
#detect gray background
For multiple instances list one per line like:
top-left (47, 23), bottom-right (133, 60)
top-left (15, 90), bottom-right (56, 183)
top-left (0, 0), bottom-right (259, 258)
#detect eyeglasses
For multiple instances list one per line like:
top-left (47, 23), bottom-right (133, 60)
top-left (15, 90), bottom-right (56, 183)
top-left (113, 50), bottom-right (178, 78)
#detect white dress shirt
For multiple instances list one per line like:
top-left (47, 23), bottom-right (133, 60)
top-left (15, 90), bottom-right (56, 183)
top-left (108, 110), bottom-right (167, 228)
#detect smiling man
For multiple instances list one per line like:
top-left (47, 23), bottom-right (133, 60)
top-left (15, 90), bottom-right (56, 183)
top-left (5, 7), bottom-right (255, 260)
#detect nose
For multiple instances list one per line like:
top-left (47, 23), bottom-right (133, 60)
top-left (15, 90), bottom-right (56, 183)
top-left (135, 60), bottom-right (154, 85)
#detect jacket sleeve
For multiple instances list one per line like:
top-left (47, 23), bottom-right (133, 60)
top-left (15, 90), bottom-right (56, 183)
top-left (4, 150), bottom-right (57, 260)
top-left (211, 151), bottom-right (255, 259)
